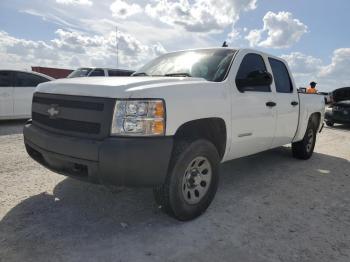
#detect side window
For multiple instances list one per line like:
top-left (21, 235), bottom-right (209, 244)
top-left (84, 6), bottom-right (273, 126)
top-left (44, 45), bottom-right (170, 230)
top-left (15, 72), bottom-right (49, 87)
top-left (123, 71), bottom-right (134, 76)
top-left (269, 58), bottom-right (293, 93)
top-left (0, 71), bottom-right (13, 87)
top-left (235, 53), bottom-right (271, 92)
top-left (108, 70), bottom-right (121, 76)
top-left (89, 69), bottom-right (104, 77)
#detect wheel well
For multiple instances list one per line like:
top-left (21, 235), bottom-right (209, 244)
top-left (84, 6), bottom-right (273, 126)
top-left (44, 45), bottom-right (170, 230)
top-left (174, 118), bottom-right (227, 159)
top-left (309, 112), bottom-right (321, 129)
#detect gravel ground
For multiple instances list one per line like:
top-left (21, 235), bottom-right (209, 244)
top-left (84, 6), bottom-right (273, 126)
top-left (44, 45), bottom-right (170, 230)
top-left (0, 120), bottom-right (349, 262)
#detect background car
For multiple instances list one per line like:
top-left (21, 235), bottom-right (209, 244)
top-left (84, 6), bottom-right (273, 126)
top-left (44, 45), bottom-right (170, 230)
top-left (325, 87), bottom-right (350, 126)
top-left (0, 70), bottom-right (53, 120)
top-left (67, 68), bottom-right (134, 78)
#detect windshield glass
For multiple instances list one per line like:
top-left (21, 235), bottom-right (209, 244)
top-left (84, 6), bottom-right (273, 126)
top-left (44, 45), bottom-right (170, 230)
top-left (68, 68), bottom-right (93, 78)
top-left (134, 49), bottom-right (236, 82)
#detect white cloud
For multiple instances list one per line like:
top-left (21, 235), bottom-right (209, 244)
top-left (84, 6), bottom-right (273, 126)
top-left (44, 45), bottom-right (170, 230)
top-left (145, 0), bottom-right (257, 33)
top-left (21, 9), bottom-right (79, 29)
top-left (245, 29), bottom-right (262, 47)
top-left (56, 0), bottom-right (93, 6)
top-left (281, 49), bottom-right (350, 91)
top-left (110, 0), bottom-right (142, 19)
top-left (281, 52), bottom-right (322, 89)
top-left (319, 48), bottom-right (350, 80)
top-left (152, 42), bottom-right (167, 56)
top-left (281, 52), bottom-right (322, 75)
top-left (0, 31), bottom-right (57, 62)
top-left (226, 26), bottom-right (241, 44)
top-left (51, 29), bottom-right (103, 53)
top-left (246, 11), bottom-right (307, 49)
top-left (0, 29), bottom-right (166, 70)
top-left (19, 1), bottom-right (215, 54)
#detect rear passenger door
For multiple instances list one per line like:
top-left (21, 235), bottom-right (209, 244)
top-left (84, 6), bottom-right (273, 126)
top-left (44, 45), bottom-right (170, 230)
top-left (268, 58), bottom-right (299, 147)
top-left (229, 52), bottom-right (277, 159)
top-left (14, 72), bottom-right (50, 117)
top-left (0, 71), bottom-right (14, 118)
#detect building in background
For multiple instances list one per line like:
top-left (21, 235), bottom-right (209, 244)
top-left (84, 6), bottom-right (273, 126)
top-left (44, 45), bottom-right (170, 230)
top-left (31, 66), bottom-right (73, 79)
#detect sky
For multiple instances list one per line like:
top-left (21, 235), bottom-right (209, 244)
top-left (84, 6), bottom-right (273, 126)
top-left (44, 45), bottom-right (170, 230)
top-left (0, 0), bottom-right (349, 91)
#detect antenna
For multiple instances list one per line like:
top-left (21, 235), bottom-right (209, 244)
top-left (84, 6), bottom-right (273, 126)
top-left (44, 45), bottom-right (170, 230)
top-left (116, 26), bottom-right (119, 69)
top-left (222, 41), bottom-right (228, 47)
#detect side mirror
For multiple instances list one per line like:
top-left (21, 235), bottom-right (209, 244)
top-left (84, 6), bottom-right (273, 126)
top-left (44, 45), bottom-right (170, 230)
top-left (236, 70), bottom-right (273, 92)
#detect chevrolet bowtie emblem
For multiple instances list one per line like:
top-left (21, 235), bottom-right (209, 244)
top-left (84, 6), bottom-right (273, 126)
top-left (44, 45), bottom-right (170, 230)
top-left (47, 105), bottom-right (60, 118)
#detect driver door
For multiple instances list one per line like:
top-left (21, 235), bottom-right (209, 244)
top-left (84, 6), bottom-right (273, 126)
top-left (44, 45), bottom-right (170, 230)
top-left (229, 52), bottom-right (277, 159)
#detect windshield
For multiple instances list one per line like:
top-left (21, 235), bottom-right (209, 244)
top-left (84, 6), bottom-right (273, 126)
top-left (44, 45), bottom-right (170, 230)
top-left (133, 49), bottom-right (236, 82)
top-left (68, 68), bottom-right (93, 78)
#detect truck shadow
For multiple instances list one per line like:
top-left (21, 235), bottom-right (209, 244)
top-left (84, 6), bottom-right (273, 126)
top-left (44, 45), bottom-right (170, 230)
top-left (0, 120), bottom-right (26, 136)
top-left (0, 147), bottom-right (349, 261)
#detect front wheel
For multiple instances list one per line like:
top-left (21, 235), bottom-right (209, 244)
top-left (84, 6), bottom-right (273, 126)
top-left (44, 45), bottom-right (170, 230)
top-left (153, 139), bottom-right (220, 221)
top-left (292, 122), bottom-right (317, 160)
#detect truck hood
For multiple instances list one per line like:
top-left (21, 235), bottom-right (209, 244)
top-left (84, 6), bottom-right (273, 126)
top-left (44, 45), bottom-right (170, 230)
top-left (36, 76), bottom-right (207, 98)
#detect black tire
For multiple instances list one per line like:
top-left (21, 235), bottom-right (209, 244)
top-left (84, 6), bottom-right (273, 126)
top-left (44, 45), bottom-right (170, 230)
top-left (326, 121), bottom-right (334, 127)
top-left (292, 122), bottom-right (317, 160)
top-left (153, 139), bottom-right (220, 221)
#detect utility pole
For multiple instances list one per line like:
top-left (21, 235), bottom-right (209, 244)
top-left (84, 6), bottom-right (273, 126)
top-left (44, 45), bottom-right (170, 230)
top-left (116, 26), bottom-right (119, 69)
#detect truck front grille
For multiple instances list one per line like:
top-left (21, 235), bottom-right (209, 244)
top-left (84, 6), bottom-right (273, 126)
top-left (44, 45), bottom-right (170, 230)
top-left (33, 96), bottom-right (105, 111)
top-left (32, 112), bottom-right (101, 134)
top-left (32, 92), bottom-right (115, 139)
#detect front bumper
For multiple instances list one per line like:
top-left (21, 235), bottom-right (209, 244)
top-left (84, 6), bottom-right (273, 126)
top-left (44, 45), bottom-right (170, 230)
top-left (24, 123), bottom-right (173, 187)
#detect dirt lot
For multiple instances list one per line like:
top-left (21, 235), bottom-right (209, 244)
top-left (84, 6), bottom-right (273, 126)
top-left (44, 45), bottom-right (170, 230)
top-left (0, 121), bottom-right (349, 262)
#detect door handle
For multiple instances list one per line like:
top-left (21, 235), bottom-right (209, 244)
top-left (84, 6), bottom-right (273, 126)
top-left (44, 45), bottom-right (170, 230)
top-left (266, 101), bottom-right (276, 107)
top-left (291, 101), bottom-right (299, 106)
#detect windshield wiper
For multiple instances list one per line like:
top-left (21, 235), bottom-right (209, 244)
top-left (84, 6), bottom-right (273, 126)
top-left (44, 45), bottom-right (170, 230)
top-left (132, 72), bottom-right (149, 76)
top-left (165, 73), bottom-right (192, 77)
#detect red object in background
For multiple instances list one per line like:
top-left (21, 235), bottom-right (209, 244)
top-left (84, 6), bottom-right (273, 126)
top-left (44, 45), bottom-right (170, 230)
top-left (31, 66), bottom-right (73, 79)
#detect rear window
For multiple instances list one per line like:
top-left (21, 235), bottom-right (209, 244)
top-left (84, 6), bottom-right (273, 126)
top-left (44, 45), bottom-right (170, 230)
top-left (68, 68), bottom-right (92, 78)
top-left (15, 72), bottom-right (50, 87)
top-left (0, 71), bottom-right (13, 87)
top-left (269, 58), bottom-right (293, 93)
top-left (89, 69), bottom-right (104, 77)
top-left (108, 69), bottom-right (134, 76)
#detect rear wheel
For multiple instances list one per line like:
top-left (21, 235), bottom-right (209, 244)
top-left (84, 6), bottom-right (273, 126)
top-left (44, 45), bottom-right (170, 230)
top-left (153, 139), bottom-right (220, 221)
top-left (292, 122), bottom-right (317, 160)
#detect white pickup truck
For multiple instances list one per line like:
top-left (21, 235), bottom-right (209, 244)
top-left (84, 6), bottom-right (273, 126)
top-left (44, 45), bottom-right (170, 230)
top-left (24, 48), bottom-right (325, 221)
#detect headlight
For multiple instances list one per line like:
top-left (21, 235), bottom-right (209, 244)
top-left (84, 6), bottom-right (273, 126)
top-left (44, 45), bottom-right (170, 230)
top-left (111, 99), bottom-right (165, 136)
